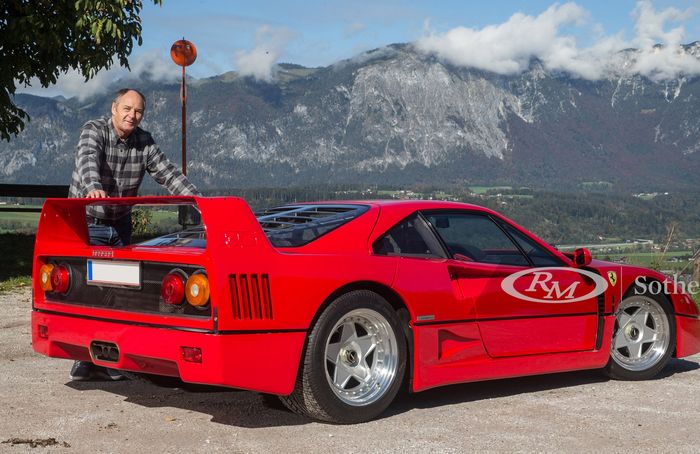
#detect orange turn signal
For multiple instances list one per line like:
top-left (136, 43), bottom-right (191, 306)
top-left (39, 264), bottom-right (55, 292)
top-left (185, 273), bottom-right (210, 307)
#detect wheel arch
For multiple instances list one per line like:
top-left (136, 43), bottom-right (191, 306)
top-left (621, 276), bottom-right (675, 313)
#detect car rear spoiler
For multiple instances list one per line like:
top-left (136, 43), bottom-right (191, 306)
top-left (34, 196), bottom-right (270, 253)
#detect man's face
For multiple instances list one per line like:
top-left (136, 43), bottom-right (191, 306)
top-left (111, 90), bottom-right (145, 138)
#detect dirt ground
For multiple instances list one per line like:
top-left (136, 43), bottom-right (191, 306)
top-left (2, 288), bottom-right (699, 453)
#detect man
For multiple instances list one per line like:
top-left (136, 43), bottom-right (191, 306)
top-left (68, 88), bottom-right (199, 381)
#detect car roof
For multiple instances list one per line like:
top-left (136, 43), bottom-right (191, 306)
top-left (295, 199), bottom-right (494, 214)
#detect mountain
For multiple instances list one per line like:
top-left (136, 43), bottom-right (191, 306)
top-left (2, 43), bottom-right (700, 192)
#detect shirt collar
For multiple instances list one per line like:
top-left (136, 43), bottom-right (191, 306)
top-left (107, 117), bottom-right (137, 146)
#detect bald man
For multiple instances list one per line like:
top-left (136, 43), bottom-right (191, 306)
top-left (67, 87), bottom-right (199, 380)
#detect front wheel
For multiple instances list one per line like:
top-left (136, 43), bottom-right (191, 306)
top-left (604, 293), bottom-right (675, 380)
top-left (280, 290), bottom-right (407, 423)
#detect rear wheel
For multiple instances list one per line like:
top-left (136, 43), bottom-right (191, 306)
top-left (280, 290), bottom-right (407, 423)
top-left (604, 293), bottom-right (675, 380)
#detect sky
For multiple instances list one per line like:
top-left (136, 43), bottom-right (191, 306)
top-left (18, 0), bottom-right (700, 98)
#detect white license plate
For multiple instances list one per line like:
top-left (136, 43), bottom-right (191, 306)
top-left (87, 260), bottom-right (141, 287)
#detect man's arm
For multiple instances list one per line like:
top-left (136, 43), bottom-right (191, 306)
top-left (145, 144), bottom-right (200, 196)
top-left (76, 122), bottom-right (106, 198)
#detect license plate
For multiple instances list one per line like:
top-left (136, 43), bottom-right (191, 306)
top-left (87, 260), bottom-right (141, 287)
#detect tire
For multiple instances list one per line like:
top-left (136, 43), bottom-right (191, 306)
top-left (604, 292), bottom-right (675, 380)
top-left (280, 290), bottom-right (407, 423)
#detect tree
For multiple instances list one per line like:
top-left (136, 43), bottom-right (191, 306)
top-left (0, 0), bottom-right (163, 141)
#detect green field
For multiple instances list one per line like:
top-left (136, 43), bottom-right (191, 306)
top-left (469, 186), bottom-right (512, 195)
top-left (595, 251), bottom-right (694, 270)
top-left (0, 209), bottom-right (41, 233)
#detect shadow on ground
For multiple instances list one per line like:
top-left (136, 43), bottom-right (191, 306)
top-left (65, 358), bottom-right (699, 428)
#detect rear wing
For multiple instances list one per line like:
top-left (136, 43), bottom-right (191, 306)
top-left (34, 196), bottom-right (271, 255)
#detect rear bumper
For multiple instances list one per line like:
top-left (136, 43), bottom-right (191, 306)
top-left (32, 310), bottom-right (306, 395)
top-left (676, 314), bottom-right (700, 359)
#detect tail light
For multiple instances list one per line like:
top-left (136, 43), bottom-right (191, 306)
top-left (181, 346), bottom-right (202, 363)
top-left (50, 264), bottom-right (71, 294)
top-left (161, 272), bottom-right (186, 305)
top-left (185, 273), bottom-right (210, 307)
top-left (39, 264), bottom-right (55, 291)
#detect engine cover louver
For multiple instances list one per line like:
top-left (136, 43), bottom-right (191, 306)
top-left (229, 274), bottom-right (273, 320)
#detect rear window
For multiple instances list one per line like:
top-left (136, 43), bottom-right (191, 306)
top-left (257, 204), bottom-right (369, 247)
top-left (137, 203), bottom-right (368, 249)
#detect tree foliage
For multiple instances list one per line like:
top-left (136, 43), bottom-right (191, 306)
top-left (0, 0), bottom-right (163, 141)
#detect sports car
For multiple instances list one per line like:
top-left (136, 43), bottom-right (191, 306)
top-left (31, 196), bottom-right (700, 423)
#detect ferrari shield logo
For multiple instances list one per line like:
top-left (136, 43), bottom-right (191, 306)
top-left (607, 271), bottom-right (618, 286)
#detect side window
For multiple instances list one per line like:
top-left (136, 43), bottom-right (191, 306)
top-left (373, 214), bottom-right (444, 258)
top-left (499, 222), bottom-right (563, 267)
top-left (424, 212), bottom-right (529, 267)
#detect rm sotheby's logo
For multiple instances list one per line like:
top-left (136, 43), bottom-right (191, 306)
top-left (501, 267), bottom-right (609, 303)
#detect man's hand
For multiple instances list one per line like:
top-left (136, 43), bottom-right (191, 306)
top-left (86, 190), bottom-right (107, 198)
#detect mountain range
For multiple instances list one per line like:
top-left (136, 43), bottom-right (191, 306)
top-left (2, 42), bottom-right (699, 192)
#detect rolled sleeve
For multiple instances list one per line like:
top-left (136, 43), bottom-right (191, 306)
top-left (76, 123), bottom-right (105, 194)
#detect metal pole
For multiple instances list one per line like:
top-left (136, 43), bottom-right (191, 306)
top-left (181, 65), bottom-right (187, 176)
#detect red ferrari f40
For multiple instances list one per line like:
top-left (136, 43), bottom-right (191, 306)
top-left (31, 197), bottom-right (700, 423)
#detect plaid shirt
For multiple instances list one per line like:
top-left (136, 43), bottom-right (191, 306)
top-left (68, 117), bottom-right (199, 220)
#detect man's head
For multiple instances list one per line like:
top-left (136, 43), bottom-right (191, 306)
top-left (111, 88), bottom-right (146, 139)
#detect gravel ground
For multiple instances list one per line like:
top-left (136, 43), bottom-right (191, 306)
top-left (1, 288), bottom-right (699, 453)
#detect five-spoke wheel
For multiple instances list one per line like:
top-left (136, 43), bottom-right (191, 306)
top-left (324, 308), bottom-right (400, 406)
top-left (605, 293), bottom-right (675, 380)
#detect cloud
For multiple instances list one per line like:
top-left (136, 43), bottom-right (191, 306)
top-left (415, 1), bottom-right (700, 81)
top-left (17, 50), bottom-right (179, 100)
top-left (234, 26), bottom-right (295, 81)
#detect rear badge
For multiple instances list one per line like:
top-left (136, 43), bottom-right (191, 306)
top-left (92, 249), bottom-right (114, 258)
top-left (607, 271), bottom-right (618, 287)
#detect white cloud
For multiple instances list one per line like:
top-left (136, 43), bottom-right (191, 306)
top-left (234, 26), bottom-right (295, 81)
top-left (628, 1), bottom-right (700, 80)
top-left (17, 50), bottom-right (179, 100)
top-left (415, 1), bottom-right (700, 81)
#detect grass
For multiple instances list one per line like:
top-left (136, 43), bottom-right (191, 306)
top-left (0, 209), bottom-right (41, 233)
top-left (598, 251), bottom-right (693, 270)
top-left (0, 275), bottom-right (31, 293)
top-left (0, 233), bottom-right (35, 293)
top-left (469, 186), bottom-right (512, 195)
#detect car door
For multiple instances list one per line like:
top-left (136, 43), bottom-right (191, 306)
top-left (372, 213), bottom-right (474, 322)
top-left (423, 211), bottom-right (600, 357)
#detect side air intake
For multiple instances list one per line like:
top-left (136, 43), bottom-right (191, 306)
top-left (229, 274), bottom-right (273, 320)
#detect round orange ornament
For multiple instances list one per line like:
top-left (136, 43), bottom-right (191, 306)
top-left (170, 39), bottom-right (197, 67)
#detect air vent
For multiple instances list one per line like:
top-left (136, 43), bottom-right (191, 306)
top-left (229, 274), bottom-right (272, 320)
top-left (255, 204), bottom-right (369, 247)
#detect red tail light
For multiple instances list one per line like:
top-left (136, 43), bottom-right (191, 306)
top-left (161, 272), bottom-right (185, 305)
top-left (50, 265), bottom-right (71, 294)
top-left (181, 346), bottom-right (202, 363)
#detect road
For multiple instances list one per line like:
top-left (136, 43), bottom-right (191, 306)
top-left (1, 288), bottom-right (699, 453)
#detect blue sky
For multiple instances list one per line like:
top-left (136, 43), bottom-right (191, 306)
top-left (137, 0), bottom-right (699, 77)
top-left (19, 0), bottom-right (700, 97)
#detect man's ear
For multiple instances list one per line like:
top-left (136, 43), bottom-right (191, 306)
top-left (111, 102), bottom-right (118, 116)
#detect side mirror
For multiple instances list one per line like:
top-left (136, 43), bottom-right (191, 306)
top-left (572, 247), bottom-right (592, 267)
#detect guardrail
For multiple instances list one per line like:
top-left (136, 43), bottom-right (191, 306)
top-left (0, 184), bottom-right (69, 212)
